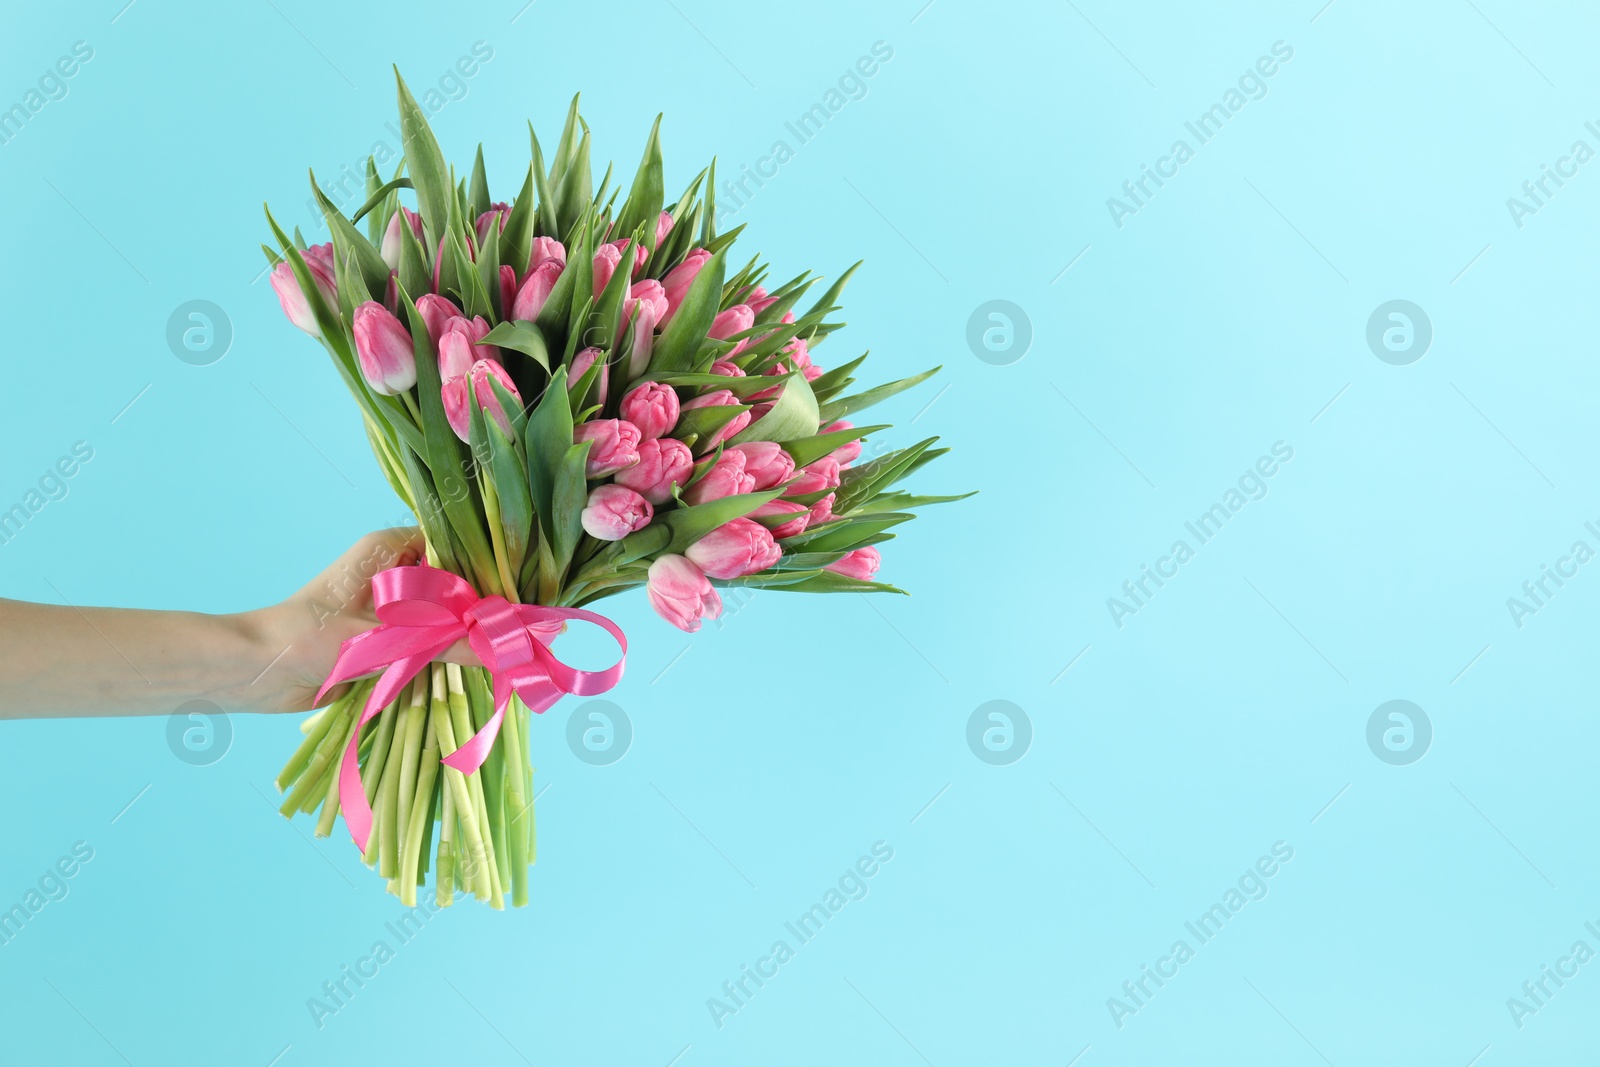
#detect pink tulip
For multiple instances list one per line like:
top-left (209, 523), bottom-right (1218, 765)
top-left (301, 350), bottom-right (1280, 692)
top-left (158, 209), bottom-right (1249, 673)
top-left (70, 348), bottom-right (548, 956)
top-left (580, 484), bottom-right (653, 541)
top-left (825, 546), bottom-right (881, 581)
top-left (438, 314), bottom-right (497, 367)
top-left (512, 258), bottom-right (564, 321)
top-left (441, 358), bottom-right (519, 442)
top-left (604, 238), bottom-right (649, 278)
top-left (568, 346), bottom-right (609, 407)
top-left (710, 359), bottom-right (745, 378)
top-left (654, 210), bottom-right (675, 249)
top-left (592, 243), bottom-right (623, 299)
top-left (380, 208), bottom-right (423, 270)
top-left (498, 264), bottom-right (518, 319)
top-left (686, 518), bottom-right (781, 580)
top-left (660, 248), bottom-right (711, 326)
top-left (621, 280), bottom-right (669, 377)
top-left (681, 389), bottom-right (752, 450)
top-left (808, 492), bottom-right (835, 526)
top-left (752, 498), bottom-right (810, 539)
top-left (822, 420), bottom-right (862, 465)
top-left (475, 202), bottom-right (511, 244)
top-left (726, 442), bottom-right (795, 491)
top-left (684, 450), bottom-right (755, 505)
top-left (351, 301), bottom-right (417, 395)
top-left (785, 456), bottom-right (841, 496)
top-left (574, 419), bottom-right (642, 478)
top-left (743, 285), bottom-right (777, 315)
top-left (620, 381), bottom-right (679, 440)
top-left (474, 360), bottom-right (520, 438)
top-left (415, 294), bottom-right (463, 349)
top-left (615, 438), bottom-right (694, 504)
top-left (709, 304), bottom-right (754, 341)
top-left (270, 245), bottom-right (338, 337)
top-left (437, 328), bottom-right (476, 383)
top-left (646, 554), bottom-right (722, 632)
top-left (527, 236), bottom-right (566, 274)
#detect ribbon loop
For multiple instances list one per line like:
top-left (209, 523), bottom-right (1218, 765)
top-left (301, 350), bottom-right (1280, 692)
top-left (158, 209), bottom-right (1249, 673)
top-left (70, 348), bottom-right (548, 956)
top-left (314, 564), bottom-right (628, 850)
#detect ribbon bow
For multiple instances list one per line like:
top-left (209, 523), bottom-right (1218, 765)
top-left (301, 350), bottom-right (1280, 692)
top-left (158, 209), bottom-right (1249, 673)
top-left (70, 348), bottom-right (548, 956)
top-left (315, 564), bottom-right (627, 850)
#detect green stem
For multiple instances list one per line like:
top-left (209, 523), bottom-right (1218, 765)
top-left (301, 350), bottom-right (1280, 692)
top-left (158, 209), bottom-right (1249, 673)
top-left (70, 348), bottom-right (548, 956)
top-left (448, 664), bottom-right (503, 909)
top-left (276, 698), bottom-right (341, 791)
top-left (435, 776), bottom-right (456, 907)
top-left (313, 705), bottom-right (362, 837)
top-left (479, 470), bottom-right (517, 600)
top-left (432, 681), bottom-right (492, 902)
top-left (360, 696), bottom-right (401, 805)
top-left (501, 696), bottom-right (530, 907)
top-left (398, 665), bottom-right (443, 907)
top-left (279, 687), bottom-right (362, 816)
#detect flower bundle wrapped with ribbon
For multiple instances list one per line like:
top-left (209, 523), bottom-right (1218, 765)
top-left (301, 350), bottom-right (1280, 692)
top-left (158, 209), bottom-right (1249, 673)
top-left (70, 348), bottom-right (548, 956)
top-left (264, 72), bottom-right (964, 908)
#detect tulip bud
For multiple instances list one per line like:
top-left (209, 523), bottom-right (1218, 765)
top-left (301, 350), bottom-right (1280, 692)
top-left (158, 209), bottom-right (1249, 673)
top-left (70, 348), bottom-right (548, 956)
top-left (654, 210), bottom-right (675, 250)
top-left (683, 450), bottom-right (755, 505)
top-left (580, 484), bottom-right (654, 541)
top-left (615, 438), bottom-right (694, 504)
top-left (474, 359), bottom-right (520, 439)
top-left (822, 420), bottom-right (862, 465)
top-left (527, 236), bottom-right (566, 274)
top-left (269, 246), bottom-right (339, 337)
top-left (825, 546), bottom-right (881, 581)
top-left (751, 498), bottom-right (811, 539)
top-left (709, 304), bottom-right (754, 341)
top-left (710, 359), bottom-right (745, 378)
top-left (681, 389), bottom-right (752, 450)
top-left (605, 238), bottom-right (649, 278)
top-left (592, 243), bottom-right (623, 300)
top-left (785, 456), bottom-right (841, 496)
top-left (726, 441), bottom-right (795, 491)
top-left (437, 328), bottom-right (476, 383)
top-left (512, 258), bottom-right (564, 321)
top-left (351, 301), bottom-right (417, 396)
top-left (574, 419), bottom-right (642, 478)
top-left (808, 492), bottom-right (835, 526)
top-left (646, 554), bottom-right (722, 632)
top-left (474, 202), bottom-right (511, 244)
top-left (619, 381), bottom-right (680, 441)
top-left (660, 249), bottom-right (711, 326)
top-left (744, 285), bottom-right (778, 315)
top-left (442, 358), bottom-right (520, 443)
top-left (380, 208), bottom-right (423, 270)
top-left (622, 280), bottom-right (668, 378)
top-left (415, 294), bottom-right (463, 350)
top-left (498, 264), bottom-right (518, 320)
top-left (686, 518), bottom-right (782, 580)
top-left (568, 346), bottom-right (609, 408)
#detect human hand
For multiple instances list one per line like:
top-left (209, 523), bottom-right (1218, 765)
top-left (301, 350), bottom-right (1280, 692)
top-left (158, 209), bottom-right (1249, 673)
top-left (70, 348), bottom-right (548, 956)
top-left (241, 528), bottom-right (479, 714)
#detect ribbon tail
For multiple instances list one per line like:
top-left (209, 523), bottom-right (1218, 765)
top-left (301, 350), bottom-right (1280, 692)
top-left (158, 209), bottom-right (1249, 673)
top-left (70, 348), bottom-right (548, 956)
top-left (440, 700), bottom-right (504, 774)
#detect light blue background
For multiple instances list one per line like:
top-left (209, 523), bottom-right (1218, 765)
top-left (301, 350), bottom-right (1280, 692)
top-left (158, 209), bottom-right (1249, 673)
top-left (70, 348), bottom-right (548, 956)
top-left (2, 0), bottom-right (1597, 1063)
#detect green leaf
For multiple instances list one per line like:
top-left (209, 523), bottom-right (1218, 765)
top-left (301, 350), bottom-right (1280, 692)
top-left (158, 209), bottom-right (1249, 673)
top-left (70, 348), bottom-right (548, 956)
top-left (650, 247), bottom-right (726, 373)
top-left (523, 366), bottom-right (574, 544)
top-left (701, 158), bottom-right (717, 244)
top-left (311, 175), bottom-right (391, 299)
top-left (782, 513), bottom-right (914, 554)
top-left (468, 145), bottom-right (491, 219)
top-left (615, 115), bottom-right (664, 256)
top-left (849, 490), bottom-right (977, 515)
top-left (730, 372), bottom-right (819, 444)
top-left (529, 123), bottom-right (560, 239)
top-left (649, 488), bottom-right (785, 555)
top-left (807, 352), bottom-right (868, 401)
top-left (832, 437), bottom-right (939, 514)
top-left (819, 366), bottom-right (940, 423)
top-left (548, 95), bottom-right (583, 194)
top-left (349, 177), bottom-right (415, 225)
top-left (499, 163), bottom-right (537, 276)
top-left (762, 571), bottom-right (907, 595)
top-left (675, 401), bottom-right (750, 447)
top-left (480, 321), bottom-right (551, 371)
top-left (394, 70), bottom-right (451, 249)
top-left (713, 568), bottom-right (826, 589)
top-left (551, 440), bottom-right (592, 580)
top-left (782, 424), bottom-right (888, 468)
top-left (554, 129), bottom-right (592, 238)
top-left (802, 261), bottom-right (861, 337)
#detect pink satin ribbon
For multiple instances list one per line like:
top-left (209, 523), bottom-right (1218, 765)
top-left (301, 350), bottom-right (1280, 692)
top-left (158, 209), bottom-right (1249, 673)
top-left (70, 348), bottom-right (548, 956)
top-left (314, 564), bottom-right (627, 850)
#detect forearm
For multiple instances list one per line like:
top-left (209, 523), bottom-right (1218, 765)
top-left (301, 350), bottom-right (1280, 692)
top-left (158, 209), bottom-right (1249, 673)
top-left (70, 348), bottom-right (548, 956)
top-left (0, 599), bottom-right (283, 718)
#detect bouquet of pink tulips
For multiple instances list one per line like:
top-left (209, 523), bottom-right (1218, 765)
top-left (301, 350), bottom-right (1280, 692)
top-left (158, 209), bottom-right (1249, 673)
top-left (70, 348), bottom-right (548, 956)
top-left (264, 73), bottom-right (962, 909)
